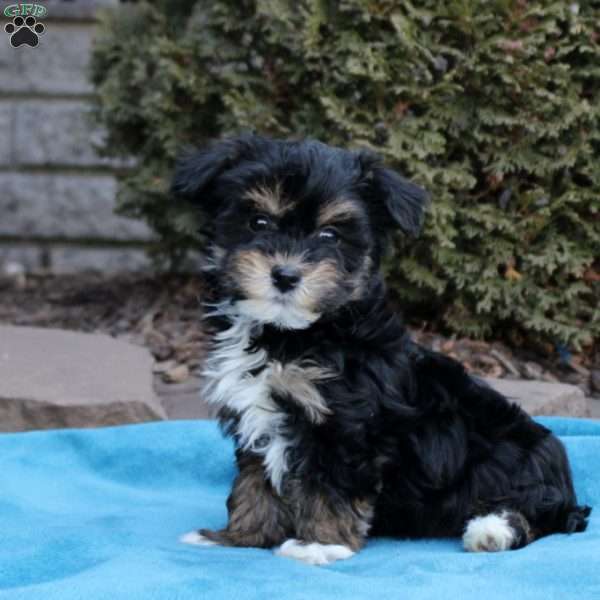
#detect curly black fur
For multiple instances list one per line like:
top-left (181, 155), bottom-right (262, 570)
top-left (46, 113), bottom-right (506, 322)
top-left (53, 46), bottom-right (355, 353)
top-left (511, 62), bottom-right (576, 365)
top-left (173, 135), bottom-right (590, 559)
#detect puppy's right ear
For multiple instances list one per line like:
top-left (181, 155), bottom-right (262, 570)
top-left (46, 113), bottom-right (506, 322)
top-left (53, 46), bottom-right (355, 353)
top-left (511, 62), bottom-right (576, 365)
top-left (170, 135), bottom-right (256, 211)
top-left (357, 151), bottom-right (429, 237)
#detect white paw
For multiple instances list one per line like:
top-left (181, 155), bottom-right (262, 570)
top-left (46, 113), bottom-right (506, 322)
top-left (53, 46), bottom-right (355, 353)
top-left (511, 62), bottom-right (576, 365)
top-left (179, 531), bottom-right (218, 546)
top-left (463, 512), bottom-right (514, 552)
top-left (275, 538), bottom-right (355, 566)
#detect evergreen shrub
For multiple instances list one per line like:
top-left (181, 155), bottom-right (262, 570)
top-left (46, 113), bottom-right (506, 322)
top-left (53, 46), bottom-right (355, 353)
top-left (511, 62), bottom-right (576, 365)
top-left (91, 1), bottom-right (600, 348)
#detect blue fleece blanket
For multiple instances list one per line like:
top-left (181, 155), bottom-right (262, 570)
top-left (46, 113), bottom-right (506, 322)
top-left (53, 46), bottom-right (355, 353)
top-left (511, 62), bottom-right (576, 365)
top-left (1, 418), bottom-right (598, 600)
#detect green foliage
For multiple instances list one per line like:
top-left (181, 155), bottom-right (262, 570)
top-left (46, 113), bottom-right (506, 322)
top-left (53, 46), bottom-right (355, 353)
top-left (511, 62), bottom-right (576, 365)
top-left (90, 0), bottom-right (600, 348)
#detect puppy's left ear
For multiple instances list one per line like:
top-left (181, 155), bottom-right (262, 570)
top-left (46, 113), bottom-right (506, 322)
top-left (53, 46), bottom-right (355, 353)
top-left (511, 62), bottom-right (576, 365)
top-left (360, 153), bottom-right (430, 236)
top-left (170, 134), bottom-right (261, 212)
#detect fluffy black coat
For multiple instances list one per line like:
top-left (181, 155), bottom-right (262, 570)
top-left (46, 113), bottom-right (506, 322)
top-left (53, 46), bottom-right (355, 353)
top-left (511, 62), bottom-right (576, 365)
top-left (173, 134), bottom-right (590, 561)
top-left (244, 285), bottom-right (587, 540)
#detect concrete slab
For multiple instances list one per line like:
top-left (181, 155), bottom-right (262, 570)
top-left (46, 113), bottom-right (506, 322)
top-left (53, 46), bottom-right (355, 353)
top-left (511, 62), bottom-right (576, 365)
top-left (590, 398), bottom-right (600, 420)
top-left (156, 373), bottom-right (591, 421)
top-left (153, 375), bottom-right (214, 420)
top-left (0, 326), bottom-right (166, 432)
top-left (485, 377), bottom-right (591, 418)
top-left (0, 325), bottom-right (592, 431)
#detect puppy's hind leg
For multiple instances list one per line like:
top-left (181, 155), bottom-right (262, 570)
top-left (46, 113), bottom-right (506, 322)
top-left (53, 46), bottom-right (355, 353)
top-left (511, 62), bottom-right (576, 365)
top-left (276, 485), bottom-right (373, 566)
top-left (463, 510), bottom-right (534, 552)
top-left (181, 452), bottom-right (293, 549)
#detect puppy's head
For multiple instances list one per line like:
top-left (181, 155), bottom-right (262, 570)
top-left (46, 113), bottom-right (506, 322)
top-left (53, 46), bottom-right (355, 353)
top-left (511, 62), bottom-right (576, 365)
top-left (172, 134), bottom-right (428, 329)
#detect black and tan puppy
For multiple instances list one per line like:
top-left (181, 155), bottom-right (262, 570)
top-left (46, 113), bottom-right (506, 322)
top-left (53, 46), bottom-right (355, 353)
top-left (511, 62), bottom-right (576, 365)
top-left (174, 134), bottom-right (590, 566)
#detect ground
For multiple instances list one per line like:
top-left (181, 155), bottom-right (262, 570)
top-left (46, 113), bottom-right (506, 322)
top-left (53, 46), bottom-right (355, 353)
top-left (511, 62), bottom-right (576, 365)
top-left (0, 271), bottom-right (598, 421)
top-left (1, 271), bottom-right (597, 388)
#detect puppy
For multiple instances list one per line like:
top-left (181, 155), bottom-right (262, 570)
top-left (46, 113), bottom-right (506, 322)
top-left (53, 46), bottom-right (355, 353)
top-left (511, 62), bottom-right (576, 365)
top-left (174, 134), bottom-right (590, 566)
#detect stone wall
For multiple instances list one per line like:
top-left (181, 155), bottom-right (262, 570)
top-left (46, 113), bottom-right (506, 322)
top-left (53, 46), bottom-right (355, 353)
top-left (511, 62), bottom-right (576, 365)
top-left (0, 0), bottom-right (154, 273)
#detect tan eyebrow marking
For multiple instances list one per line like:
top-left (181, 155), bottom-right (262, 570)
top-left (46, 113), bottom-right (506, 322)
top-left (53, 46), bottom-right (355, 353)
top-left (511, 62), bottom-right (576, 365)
top-left (245, 183), bottom-right (294, 216)
top-left (317, 199), bottom-right (363, 227)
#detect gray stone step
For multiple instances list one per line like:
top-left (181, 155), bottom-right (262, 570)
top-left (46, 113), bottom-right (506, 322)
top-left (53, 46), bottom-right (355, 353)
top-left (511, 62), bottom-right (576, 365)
top-left (153, 374), bottom-right (215, 420)
top-left (0, 326), bottom-right (166, 432)
top-left (157, 374), bottom-right (591, 421)
top-left (590, 398), bottom-right (600, 420)
top-left (485, 377), bottom-right (591, 418)
top-left (0, 324), bottom-right (592, 432)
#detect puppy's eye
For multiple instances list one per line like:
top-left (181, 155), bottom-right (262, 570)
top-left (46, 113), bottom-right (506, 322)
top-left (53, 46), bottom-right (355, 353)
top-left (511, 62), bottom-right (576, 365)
top-left (318, 227), bottom-right (339, 242)
top-left (250, 215), bottom-right (272, 232)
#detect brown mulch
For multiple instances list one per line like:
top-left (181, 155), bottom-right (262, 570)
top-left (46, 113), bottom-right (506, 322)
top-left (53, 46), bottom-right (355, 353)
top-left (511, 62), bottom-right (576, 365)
top-left (0, 272), bottom-right (597, 398)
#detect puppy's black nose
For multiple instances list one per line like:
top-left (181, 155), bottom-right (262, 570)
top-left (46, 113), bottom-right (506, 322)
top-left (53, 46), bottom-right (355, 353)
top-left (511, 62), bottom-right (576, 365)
top-left (271, 265), bottom-right (301, 293)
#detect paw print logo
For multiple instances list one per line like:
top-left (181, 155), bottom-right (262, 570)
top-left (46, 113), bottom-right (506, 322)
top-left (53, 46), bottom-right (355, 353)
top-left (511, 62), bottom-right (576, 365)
top-left (4, 16), bottom-right (45, 48)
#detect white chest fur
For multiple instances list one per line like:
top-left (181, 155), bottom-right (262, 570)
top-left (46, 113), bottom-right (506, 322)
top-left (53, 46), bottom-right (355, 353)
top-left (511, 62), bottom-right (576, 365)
top-left (202, 314), bottom-right (332, 492)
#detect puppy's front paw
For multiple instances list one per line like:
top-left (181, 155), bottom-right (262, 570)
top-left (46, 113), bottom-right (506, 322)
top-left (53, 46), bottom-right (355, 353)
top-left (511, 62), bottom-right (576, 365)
top-left (275, 538), bottom-right (355, 566)
top-left (179, 530), bottom-right (219, 547)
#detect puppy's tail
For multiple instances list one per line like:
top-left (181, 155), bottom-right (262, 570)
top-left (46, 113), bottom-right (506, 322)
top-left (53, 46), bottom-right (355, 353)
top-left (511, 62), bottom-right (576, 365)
top-left (559, 504), bottom-right (592, 534)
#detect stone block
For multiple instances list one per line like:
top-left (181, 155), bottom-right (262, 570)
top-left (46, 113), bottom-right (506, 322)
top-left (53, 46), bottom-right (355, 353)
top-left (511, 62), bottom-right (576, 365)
top-left (0, 23), bottom-right (94, 95)
top-left (0, 172), bottom-right (154, 241)
top-left (0, 242), bottom-right (153, 274)
top-left (485, 377), bottom-right (591, 418)
top-left (0, 244), bottom-right (44, 271)
top-left (12, 99), bottom-right (115, 167)
top-left (0, 103), bottom-right (13, 165)
top-left (0, 325), bottom-right (166, 432)
top-left (50, 245), bottom-right (152, 273)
